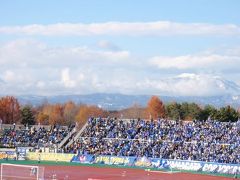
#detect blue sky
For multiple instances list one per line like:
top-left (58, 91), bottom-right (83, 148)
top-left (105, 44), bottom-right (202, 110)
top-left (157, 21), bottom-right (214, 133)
top-left (0, 0), bottom-right (240, 96)
top-left (1, 0), bottom-right (240, 24)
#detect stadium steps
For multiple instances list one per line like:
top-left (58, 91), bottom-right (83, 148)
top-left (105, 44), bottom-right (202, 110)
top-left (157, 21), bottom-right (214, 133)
top-left (58, 127), bottom-right (77, 148)
top-left (66, 122), bottom-right (88, 147)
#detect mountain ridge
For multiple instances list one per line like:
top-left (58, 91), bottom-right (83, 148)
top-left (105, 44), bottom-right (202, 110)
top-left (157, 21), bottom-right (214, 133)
top-left (7, 93), bottom-right (240, 110)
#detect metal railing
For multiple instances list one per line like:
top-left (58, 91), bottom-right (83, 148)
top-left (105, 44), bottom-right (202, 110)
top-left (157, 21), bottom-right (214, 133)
top-left (57, 127), bottom-right (77, 148)
top-left (66, 122), bottom-right (88, 147)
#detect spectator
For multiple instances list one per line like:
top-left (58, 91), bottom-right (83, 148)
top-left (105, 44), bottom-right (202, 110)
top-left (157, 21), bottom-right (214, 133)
top-left (66, 117), bottom-right (240, 164)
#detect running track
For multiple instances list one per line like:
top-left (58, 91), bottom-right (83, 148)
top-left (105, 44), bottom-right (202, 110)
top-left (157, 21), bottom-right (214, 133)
top-left (43, 165), bottom-right (236, 180)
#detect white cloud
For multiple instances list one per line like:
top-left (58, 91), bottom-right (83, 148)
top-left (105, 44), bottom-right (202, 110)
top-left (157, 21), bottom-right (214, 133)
top-left (0, 78), bottom-right (4, 84)
top-left (0, 39), bottom-right (239, 96)
top-left (97, 40), bottom-right (120, 51)
top-left (0, 39), bottom-right (130, 68)
top-left (1, 70), bottom-right (34, 84)
top-left (61, 68), bottom-right (76, 88)
top-left (150, 53), bottom-right (240, 70)
top-left (136, 73), bottom-right (240, 96)
top-left (2, 70), bottom-right (16, 82)
top-left (0, 39), bottom-right (132, 95)
top-left (0, 21), bottom-right (240, 36)
top-left (36, 81), bottom-right (45, 89)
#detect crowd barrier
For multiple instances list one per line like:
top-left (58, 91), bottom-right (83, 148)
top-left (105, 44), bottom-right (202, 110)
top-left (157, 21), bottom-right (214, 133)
top-left (71, 154), bottom-right (240, 175)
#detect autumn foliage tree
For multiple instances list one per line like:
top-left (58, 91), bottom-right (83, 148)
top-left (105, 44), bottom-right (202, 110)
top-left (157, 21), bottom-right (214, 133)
top-left (36, 104), bottom-right (51, 125)
top-left (75, 105), bottom-right (107, 128)
top-left (147, 96), bottom-right (165, 119)
top-left (36, 103), bottom-right (64, 125)
top-left (117, 103), bottom-right (147, 119)
top-left (48, 104), bottom-right (64, 125)
top-left (35, 101), bottom-right (79, 125)
top-left (1, 95), bottom-right (239, 126)
top-left (63, 101), bottom-right (78, 125)
top-left (36, 112), bottom-right (49, 125)
top-left (0, 96), bottom-right (21, 124)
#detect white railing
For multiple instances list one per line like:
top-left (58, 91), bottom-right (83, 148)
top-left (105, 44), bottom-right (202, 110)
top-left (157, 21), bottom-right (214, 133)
top-left (66, 122), bottom-right (88, 147)
top-left (58, 127), bottom-right (77, 148)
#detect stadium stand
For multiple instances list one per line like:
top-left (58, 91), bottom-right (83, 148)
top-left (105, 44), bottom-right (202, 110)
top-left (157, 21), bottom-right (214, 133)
top-left (0, 124), bottom-right (75, 149)
top-left (1, 118), bottom-right (239, 164)
top-left (66, 117), bottom-right (240, 164)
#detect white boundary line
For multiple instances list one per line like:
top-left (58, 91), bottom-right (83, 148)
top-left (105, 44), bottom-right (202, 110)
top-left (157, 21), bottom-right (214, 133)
top-left (1, 163), bottom-right (39, 168)
top-left (1, 163), bottom-right (43, 180)
top-left (145, 169), bottom-right (181, 174)
top-left (1, 175), bottom-right (36, 179)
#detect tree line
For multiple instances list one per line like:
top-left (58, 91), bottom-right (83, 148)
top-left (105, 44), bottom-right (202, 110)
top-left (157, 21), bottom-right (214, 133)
top-left (0, 96), bottom-right (239, 126)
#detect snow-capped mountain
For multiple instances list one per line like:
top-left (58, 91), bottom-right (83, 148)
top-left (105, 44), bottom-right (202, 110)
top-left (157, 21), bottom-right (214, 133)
top-left (1, 74), bottom-right (239, 110)
top-left (160, 73), bottom-right (240, 96)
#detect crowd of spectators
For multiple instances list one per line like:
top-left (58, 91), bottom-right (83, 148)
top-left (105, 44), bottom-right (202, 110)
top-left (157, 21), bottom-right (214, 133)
top-left (67, 117), bottom-right (240, 164)
top-left (1, 117), bottom-right (239, 164)
top-left (0, 124), bottom-right (74, 148)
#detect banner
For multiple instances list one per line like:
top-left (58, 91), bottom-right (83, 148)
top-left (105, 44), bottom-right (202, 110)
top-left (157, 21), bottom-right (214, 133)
top-left (0, 151), bottom-right (16, 160)
top-left (134, 156), bottom-right (152, 167)
top-left (163, 159), bottom-right (240, 175)
top-left (0, 148), bottom-right (238, 175)
top-left (166, 159), bottom-right (203, 171)
top-left (27, 152), bottom-right (74, 162)
top-left (202, 162), bottom-right (240, 174)
top-left (69, 153), bottom-right (240, 175)
top-left (94, 155), bottom-right (135, 166)
top-left (151, 158), bottom-right (170, 169)
top-left (109, 156), bottom-right (135, 166)
top-left (16, 147), bottom-right (28, 160)
top-left (71, 154), bottom-right (94, 163)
